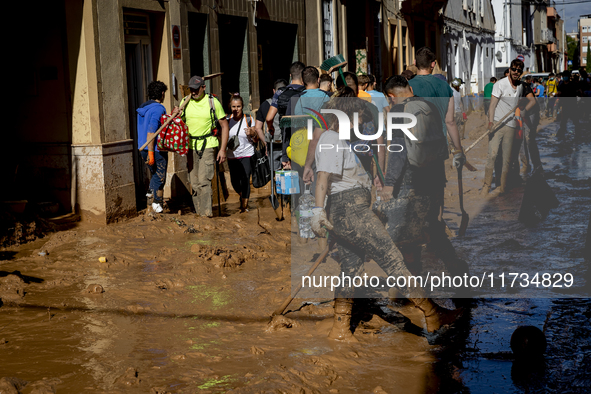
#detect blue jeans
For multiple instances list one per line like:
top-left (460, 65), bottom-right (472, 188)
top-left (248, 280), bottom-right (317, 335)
top-left (140, 150), bottom-right (168, 202)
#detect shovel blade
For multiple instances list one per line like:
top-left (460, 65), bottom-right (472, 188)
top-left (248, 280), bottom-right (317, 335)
top-left (458, 212), bottom-right (469, 237)
top-left (269, 193), bottom-right (284, 221)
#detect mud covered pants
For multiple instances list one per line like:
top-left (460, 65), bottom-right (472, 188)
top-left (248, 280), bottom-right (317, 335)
top-left (327, 187), bottom-right (416, 299)
top-left (187, 148), bottom-right (216, 217)
top-left (485, 125), bottom-right (515, 192)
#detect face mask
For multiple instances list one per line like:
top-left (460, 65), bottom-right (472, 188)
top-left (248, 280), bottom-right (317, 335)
top-left (550, 77), bottom-right (554, 80)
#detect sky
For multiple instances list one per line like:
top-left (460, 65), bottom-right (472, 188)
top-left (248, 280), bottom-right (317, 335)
top-left (557, 1), bottom-right (591, 33)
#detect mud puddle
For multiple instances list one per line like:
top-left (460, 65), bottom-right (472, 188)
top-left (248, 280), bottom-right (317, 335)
top-left (1, 116), bottom-right (590, 393)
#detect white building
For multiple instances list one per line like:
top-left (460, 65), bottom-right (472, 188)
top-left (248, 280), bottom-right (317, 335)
top-left (491, 0), bottom-right (536, 76)
top-left (440, 0), bottom-right (496, 95)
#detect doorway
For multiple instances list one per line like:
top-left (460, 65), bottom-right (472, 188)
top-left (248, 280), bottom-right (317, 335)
top-left (256, 20), bottom-right (298, 101)
top-left (218, 15), bottom-right (250, 111)
top-left (124, 12), bottom-right (154, 209)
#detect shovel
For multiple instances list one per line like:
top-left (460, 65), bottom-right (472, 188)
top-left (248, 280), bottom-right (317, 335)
top-left (464, 104), bottom-right (519, 154)
top-left (267, 124), bottom-right (283, 220)
top-left (457, 164), bottom-right (469, 237)
top-left (271, 245), bottom-right (330, 317)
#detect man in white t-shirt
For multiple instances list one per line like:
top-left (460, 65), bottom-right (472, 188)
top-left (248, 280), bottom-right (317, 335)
top-left (309, 121), bottom-right (461, 340)
top-left (482, 59), bottom-right (524, 195)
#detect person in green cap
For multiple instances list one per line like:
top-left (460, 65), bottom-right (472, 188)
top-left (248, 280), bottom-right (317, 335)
top-left (484, 77), bottom-right (497, 117)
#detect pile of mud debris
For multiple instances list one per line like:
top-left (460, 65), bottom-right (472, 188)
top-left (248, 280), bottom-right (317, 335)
top-left (0, 209), bottom-right (56, 248)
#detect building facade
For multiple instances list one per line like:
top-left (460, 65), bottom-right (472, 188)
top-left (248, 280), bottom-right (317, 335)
top-left (579, 15), bottom-right (591, 68)
top-left (441, 0), bottom-right (496, 95)
top-left (12, 0), bottom-right (346, 223)
top-left (492, 0), bottom-right (535, 77)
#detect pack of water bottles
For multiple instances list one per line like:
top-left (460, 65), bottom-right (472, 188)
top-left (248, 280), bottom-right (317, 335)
top-left (296, 186), bottom-right (315, 239)
top-left (275, 170), bottom-right (300, 195)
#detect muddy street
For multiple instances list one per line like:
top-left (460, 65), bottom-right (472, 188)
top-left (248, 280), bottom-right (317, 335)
top-left (1, 115), bottom-right (591, 393)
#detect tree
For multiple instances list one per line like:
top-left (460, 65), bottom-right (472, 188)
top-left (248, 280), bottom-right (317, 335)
top-left (567, 35), bottom-right (579, 71)
top-left (587, 41), bottom-right (591, 73)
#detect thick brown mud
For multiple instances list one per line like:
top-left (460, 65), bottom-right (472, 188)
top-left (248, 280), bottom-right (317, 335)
top-left (1, 114), bottom-right (590, 393)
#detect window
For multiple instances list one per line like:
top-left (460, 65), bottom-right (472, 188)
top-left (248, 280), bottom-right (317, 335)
top-left (584, 45), bottom-right (588, 53)
top-left (322, 0), bottom-right (334, 61)
top-left (584, 26), bottom-right (589, 33)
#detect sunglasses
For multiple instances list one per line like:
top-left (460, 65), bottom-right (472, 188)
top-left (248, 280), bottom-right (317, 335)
top-left (510, 67), bottom-right (523, 73)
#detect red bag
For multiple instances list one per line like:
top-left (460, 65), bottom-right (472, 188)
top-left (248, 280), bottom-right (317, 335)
top-left (157, 114), bottom-right (189, 156)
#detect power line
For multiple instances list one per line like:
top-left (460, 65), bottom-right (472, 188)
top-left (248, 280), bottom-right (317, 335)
top-left (504, 0), bottom-right (591, 4)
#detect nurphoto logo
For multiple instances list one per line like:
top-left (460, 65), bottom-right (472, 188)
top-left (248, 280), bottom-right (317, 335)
top-left (304, 105), bottom-right (418, 153)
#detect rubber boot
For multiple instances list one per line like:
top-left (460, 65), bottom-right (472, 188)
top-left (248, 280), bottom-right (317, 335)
top-left (240, 198), bottom-right (249, 212)
top-left (481, 167), bottom-right (493, 196)
top-left (328, 298), bottom-right (358, 341)
top-left (410, 297), bottom-right (463, 333)
top-left (498, 169), bottom-right (509, 194)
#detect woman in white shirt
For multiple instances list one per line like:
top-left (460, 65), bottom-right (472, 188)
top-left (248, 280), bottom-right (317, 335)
top-left (226, 94), bottom-right (265, 212)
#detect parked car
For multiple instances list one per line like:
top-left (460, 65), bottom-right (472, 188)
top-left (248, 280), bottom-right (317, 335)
top-left (527, 72), bottom-right (550, 83)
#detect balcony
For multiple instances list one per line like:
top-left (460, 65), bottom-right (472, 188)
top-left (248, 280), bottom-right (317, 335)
top-left (547, 7), bottom-right (559, 19)
top-left (536, 28), bottom-right (555, 45)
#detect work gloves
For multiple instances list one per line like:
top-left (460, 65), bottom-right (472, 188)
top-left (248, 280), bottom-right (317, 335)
top-left (311, 207), bottom-right (333, 237)
top-left (452, 148), bottom-right (466, 169)
top-left (147, 151), bottom-right (155, 166)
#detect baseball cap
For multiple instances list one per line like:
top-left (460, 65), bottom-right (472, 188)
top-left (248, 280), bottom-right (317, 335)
top-left (451, 78), bottom-right (464, 87)
top-left (188, 76), bottom-right (205, 89)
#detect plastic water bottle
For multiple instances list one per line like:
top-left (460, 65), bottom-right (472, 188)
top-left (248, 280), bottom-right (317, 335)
top-left (297, 187), bottom-right (315, 239)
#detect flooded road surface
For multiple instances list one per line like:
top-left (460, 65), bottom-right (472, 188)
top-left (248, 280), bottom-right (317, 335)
top-left (1, 116), bottom-right (590, 393)
top-left (444, 117), bottom-right (591, 393)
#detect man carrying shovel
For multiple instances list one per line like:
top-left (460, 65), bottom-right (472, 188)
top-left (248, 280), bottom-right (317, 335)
top-left (309, 94), bottom-right (462, 340)
top-left (482, 59), bottom-right (524, 196)
top-left (378, 76), bottom-right (469, 282)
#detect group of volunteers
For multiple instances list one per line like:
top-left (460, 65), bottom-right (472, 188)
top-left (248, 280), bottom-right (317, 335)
top-left (135, 46), bottom-right (470, 338)
top-left (257, 47), bottom-right (467, 339)
top-left (137, 46), bottom-right (583, 339)
top-left (137, 75), bottom-right (266, 216)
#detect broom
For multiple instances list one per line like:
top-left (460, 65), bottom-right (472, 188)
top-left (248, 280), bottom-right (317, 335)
top-left (320, 54), bottom-right (347, 86)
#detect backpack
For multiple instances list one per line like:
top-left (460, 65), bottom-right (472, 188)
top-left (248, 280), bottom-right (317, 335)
top-left (402, 97), bottom-right (449, 168)
top-left (180, 94), bottom-right (221, 158)
top-left (276, 85), bottom-right (305, 117)
top-left (180, 94), bottom-right (221, 136)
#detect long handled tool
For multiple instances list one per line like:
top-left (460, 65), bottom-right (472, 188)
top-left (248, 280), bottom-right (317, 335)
top-left (446, 132), bottom-right (477, 172)
top-left (271, 245), bottom-right (330, 316)
top-left (457, 164), bottom-right (469, 236)
top-left (138, 95), bottom-right (191, 151)
top-left (320, 54), bottom-right (348, 85)
top-left (464, 104), bottom-right (518, 154)
top-left (267, 124), bottom-right (283, 220)
top-left (215, 160), bottom-right (222, 217)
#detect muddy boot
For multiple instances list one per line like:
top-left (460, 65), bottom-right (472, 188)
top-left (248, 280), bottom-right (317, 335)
top-left (498, 169), bottom-right (509, 194)
top-left (410, 298), bottom-right (463, 333)
top-left (481, 168), bottom-right (493, 196)
top-left (328, 298), bottom-right (357, 341)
